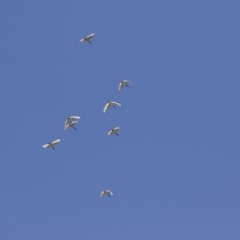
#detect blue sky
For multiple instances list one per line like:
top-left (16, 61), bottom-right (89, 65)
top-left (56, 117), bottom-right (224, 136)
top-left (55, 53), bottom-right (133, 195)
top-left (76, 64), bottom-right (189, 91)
top-left (0, 0), bottom-right (239, 239)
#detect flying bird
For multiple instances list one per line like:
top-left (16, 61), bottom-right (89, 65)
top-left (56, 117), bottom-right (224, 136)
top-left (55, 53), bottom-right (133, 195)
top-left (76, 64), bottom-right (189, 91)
top-left (64, 116), bottom-right (81, 130)
top-left (107, 127), bottom-right (120, 136)
top-left (118, 80), bottom-right (132, 92)
top-left (103, 101), bottom-right (121, 113)
top-left (79, 33), bottom-right (95, 44)
top-left (42, 138), bottom-right (61, 150)
top-left (100, 189), bottom-right (113, 198)
top-left (64, 120), bottom-right (79, 130)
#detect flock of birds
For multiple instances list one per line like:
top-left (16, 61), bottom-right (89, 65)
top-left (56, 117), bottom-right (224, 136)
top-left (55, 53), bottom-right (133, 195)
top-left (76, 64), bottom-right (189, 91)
top-left (42, 33), bottom-right (132, 199)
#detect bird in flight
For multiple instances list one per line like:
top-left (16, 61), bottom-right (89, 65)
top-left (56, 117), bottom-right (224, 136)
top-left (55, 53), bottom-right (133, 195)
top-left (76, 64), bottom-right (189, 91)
top-left (79, 33), bottom-right (95, 44)
top-left (64, 116), bottom-right (81, 130)
top-left (100, 189), bottom-right (113, 198)
top-left (103, 101), bottom-right (121, 113)
top-left (107, 127), bottom-right (120, 136)
top-left (118, 80), bottom-right (132, 92)
top-left (42, 138), bottom-right (61, 150)
top-left (64, 120), bottom-right (79, 130)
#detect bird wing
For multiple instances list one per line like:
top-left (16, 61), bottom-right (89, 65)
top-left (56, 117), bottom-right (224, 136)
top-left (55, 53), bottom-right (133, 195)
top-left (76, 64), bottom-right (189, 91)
top-left (103, 103), bottom-right (110, 113)
top-left (52, 139), bottom-right (61, 145)
top-left (114, 127), bottom-right (120, 131)
top-left (106, 190), bottom-right (113, 196)
top-left (107, 129), bottom-right (113, 135)
top-left (64, 119), bottom-right (70, 129)
top-left (87, 33), bottom-right (95, 39)
top-left (69, 116), bottom-right (81, 120)
top-left (118, 82), bottom-right (123, 91)
top-left (70, 121), bottom-right (78, 126)
top-left (42, 143), bottom-right (50, 148)
top-left (112, 101), bottom-right (121, 107)
top-left (123, 80), bottom-right (132, 84)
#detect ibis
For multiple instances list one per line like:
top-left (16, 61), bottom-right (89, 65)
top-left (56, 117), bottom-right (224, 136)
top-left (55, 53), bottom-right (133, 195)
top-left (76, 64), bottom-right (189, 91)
top-left (80, 33), bottom-right (95, 44)
top-left (103, 101), bottom-right (121, 113)
top-left (100, 189), bottom-right (113, 198)
top-left (42, 138), bottom-right (61, 150)
top-left (107, 127), bottom-right (120, 136)
top-left (64, 116), bottom-right (81, 130)
top-left (119, 80), bottom-right (132, 92)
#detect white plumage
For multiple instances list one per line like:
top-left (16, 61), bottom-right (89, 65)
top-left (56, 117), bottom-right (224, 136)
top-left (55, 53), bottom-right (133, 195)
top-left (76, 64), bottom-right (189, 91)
top-left (107, 127), bottom-right (120, 136)
top-left (42, 139), bottom-right (61, 150)
top-left (100, 189), bottom-right (113, 198)
top-left (118, 80), bottom-right (132, 92)
top-left (103, 101), bottom-right (121, 113)
top-left (64, 116), bottom-right (81, 130)
top-left (64, 120), bottom-right (79, 130)
top-left (79, 33), bottom-right (95, 44)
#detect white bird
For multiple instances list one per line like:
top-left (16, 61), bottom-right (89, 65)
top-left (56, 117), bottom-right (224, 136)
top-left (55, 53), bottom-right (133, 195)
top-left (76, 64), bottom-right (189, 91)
top-left (64, 120), bottom-right (79, 130)
top-left (118, 80), bottom-right (132, 92)
top-left (79, 33), bottom-right (95, 44)
top-left (64, 116), bottom-right (81, 130)
top-left (42, 138), bottom-right (61, 150)
top-left (103, 101), bottom-right (121, 113)
top-left (100, 189), bottom-right (113, 198)
top-left (107, 127), bottom-right (120, 136)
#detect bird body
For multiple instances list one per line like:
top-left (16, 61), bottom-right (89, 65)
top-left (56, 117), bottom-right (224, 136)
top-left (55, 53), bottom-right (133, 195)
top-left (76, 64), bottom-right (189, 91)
top-left (100, 189), bottom-right (113, 198)
top-left (107, 127), bottom-right (120, 136)
top-left (103, 101), bottom-right (121, 113)
top-left (80, 33), bottom-right (95, 44)
top-left (42, 138), bottom-right (61, 150)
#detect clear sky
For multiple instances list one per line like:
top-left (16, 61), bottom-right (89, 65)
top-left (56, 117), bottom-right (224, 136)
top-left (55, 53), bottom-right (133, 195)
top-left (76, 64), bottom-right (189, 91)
top-left (0, 0), bottom-right (239, 239)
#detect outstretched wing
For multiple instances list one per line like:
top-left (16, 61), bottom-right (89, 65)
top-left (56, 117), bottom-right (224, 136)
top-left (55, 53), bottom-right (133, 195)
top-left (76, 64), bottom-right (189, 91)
top-left (112, 101), bottom-right (121, 107)
top-left (103, 102), bottom-right (110, 113)
top-left (69, 116), bottom-right (81, 121)
top-left (64, 119), bottom-right (69, 130)
top-left (86, 33), bottom-right (95, 40)
top-left (52, 139), bottom-right (61, 145)
top-left (107, 129), bottom-right (113, 135)
top-left (42, 143), bottom-right (50, 148)
top-left (118, 82), bottom-right (123, 91)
